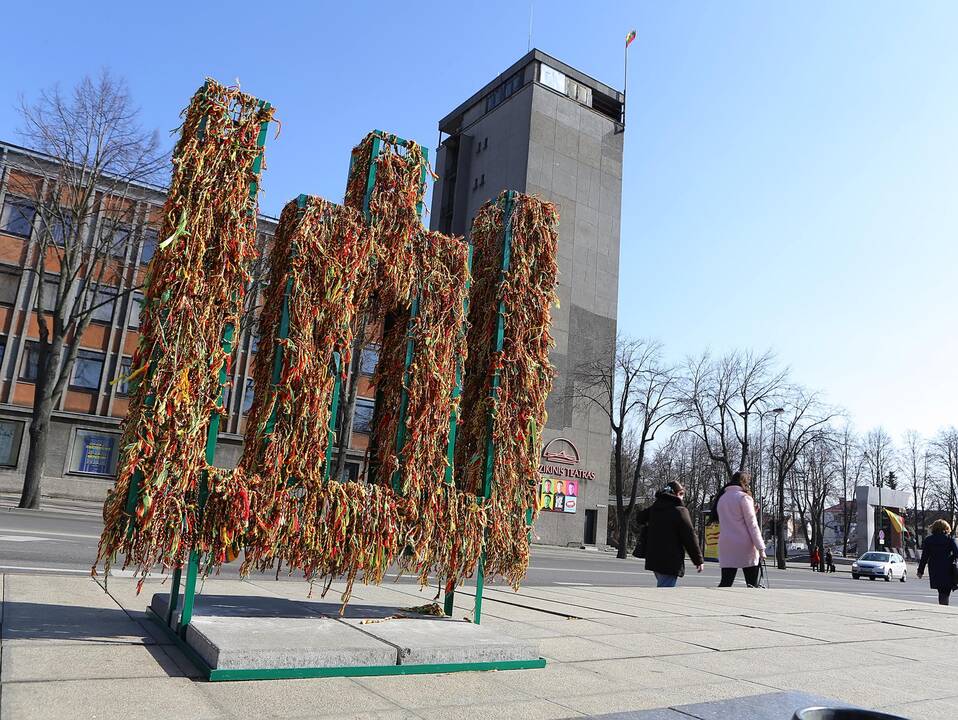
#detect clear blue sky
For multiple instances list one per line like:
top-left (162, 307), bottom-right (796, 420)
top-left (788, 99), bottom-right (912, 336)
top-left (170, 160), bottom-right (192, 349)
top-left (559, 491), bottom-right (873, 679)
top-left (2, 1), bottom-right (955, 440)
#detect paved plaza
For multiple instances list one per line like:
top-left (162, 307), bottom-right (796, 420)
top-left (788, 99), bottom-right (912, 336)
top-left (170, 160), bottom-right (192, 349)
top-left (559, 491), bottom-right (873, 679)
top-left (2, 571), bottom-right (957, 719)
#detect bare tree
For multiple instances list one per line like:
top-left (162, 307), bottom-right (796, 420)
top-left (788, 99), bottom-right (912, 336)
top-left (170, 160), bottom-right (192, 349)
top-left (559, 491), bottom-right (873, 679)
top-left (932, 428), bottom-right (958, 527)
top-left (14, 71), bottom-right (165, 508)
top-left (835, 424), bottom-right (865, 555)
top-left (681, 350), bottom-right (787, 482)
top-left (862, 427), bottom-right (897, 489)
top-left (576, 337), bottom-right (682, 558)
top-left (770, 389), bottom-right (838, 568)
top-left (902, 430), bottom-right (931, 541)
top-left (789, 435), bottom-right (838, 562)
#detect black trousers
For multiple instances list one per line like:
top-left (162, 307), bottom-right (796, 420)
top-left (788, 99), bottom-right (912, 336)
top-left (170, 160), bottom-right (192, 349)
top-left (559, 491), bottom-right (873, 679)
top-left (939, 589), bottom-right (952, 606)
top-left (719, 566), bottom-right (760, 587)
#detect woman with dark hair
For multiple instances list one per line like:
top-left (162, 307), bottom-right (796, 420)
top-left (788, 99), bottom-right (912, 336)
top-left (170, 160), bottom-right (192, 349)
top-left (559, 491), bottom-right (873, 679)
top-left (917, 519), bottom-right (958, 606)
top-left (715, 471), bottom-right (766, 587)
top-left (634, 481), bottom-right (704, 587)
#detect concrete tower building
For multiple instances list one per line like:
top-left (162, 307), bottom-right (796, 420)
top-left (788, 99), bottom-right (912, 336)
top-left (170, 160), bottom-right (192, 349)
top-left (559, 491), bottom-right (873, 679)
top-left (431, 50), bottom-right (624, 547)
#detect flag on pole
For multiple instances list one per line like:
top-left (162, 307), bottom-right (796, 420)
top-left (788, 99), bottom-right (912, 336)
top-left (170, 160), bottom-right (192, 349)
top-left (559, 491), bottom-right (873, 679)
top-left (625, 30), bottom-right (637, 47)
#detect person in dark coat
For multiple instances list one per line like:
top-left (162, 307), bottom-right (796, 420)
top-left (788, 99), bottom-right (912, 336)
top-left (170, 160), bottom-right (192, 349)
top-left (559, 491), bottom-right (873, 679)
top-left (634, 481), bottom-right (704, 587)
top-left (825, 548), bottom-right (835, 573)
top-left (917, 519), bottom-right (958, 606)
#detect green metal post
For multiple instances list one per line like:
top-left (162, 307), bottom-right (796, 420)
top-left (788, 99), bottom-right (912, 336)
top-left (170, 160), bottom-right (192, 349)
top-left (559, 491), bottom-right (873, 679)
top-left (473, 191), bottom-right (515, 625)
top-left (442, 242), bottom-right (473, 617)
top-left (324, 352), bottom-right (343, 481)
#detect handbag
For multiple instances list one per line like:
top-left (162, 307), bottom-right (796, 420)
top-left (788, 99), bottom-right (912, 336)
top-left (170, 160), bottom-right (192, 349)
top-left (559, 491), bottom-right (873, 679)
top-left (756, 557), bottom-right (770, 589)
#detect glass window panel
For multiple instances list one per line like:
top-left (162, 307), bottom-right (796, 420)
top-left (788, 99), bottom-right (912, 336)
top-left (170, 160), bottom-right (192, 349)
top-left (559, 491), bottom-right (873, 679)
top-left (241, 377), bottom-right (255, 415)
top-left (0, 197), bottom-right (36, 237)
top-left (116, 356), bottom-right (132, 396)
top-left (352, 398), bottom-right (375, 434)
top-left (0, 265), bottom-right (20, 305)
top-left (359, 344), bottom-right (379, 376)
top-left (90, 286), bottom-right (116, 323)
top-left (140, 228), bottom-right (158, 265)
top-left (0, 419), bottom-right (24, 467)
top-left (20, 342), bottom-right (40, 381)
top-left (71, 350), bottom-right (104, 390)
top-left (71, 429), bottom-right (119, 475)
top-left (128, 292), bottom-right (144, 328)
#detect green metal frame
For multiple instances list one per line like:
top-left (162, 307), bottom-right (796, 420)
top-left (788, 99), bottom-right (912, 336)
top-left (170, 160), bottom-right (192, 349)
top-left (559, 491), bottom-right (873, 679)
top-left (472, 191), bottom-right (516, 625)
top-left (146, 606), bottom-right (544, 682)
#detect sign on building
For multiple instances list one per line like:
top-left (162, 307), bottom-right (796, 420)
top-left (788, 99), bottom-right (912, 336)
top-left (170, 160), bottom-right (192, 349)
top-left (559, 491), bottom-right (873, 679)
top-left (537, 438), bottom-right (595, 514)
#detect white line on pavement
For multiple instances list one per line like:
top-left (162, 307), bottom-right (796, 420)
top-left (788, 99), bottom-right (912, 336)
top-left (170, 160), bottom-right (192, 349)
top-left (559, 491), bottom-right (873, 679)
top-left (0, 528), bottom-right (100, 540)
top-left (0, 564), bottom-right (89, 574)
top-left (555, 581), bottom-right (593, 586)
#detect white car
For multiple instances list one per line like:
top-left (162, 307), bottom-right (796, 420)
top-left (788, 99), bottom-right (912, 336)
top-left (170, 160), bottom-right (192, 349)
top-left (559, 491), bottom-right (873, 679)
top-left (851, 551), bottom-right (907, 582)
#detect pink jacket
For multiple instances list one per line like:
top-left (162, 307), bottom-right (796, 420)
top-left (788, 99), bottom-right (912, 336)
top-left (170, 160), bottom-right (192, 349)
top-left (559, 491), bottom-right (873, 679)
top-left (717, 485), bottom-right (766, 569)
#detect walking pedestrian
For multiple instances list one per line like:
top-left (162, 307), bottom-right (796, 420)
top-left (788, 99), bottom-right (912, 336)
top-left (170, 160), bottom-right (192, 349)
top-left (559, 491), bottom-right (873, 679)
top-left (810, 547), bottom-right (820, 572)
top-left (917, 519), bottom-right (958, 606)
top-left (714, 471), bottom-right (766, 587)
top-left (825, 548), bottom-right (834, 574)
top-left (634, 481), bottom-right (704, 587)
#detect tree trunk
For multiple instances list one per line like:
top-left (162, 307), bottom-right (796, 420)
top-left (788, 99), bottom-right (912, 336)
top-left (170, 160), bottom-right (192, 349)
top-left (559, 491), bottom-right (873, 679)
top-left (616, 506), bottom-right (629, 559)
top-left (19, 354), bottom-right (58, 509)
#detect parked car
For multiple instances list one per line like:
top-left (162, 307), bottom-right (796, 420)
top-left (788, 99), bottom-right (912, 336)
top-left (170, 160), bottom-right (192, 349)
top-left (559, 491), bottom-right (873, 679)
top-left (851, 551), bottom-right (907, 582)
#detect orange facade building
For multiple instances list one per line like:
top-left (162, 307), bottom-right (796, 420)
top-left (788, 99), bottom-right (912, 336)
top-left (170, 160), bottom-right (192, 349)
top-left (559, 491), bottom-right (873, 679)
top-left (0, 142), bottom-right (376, 501)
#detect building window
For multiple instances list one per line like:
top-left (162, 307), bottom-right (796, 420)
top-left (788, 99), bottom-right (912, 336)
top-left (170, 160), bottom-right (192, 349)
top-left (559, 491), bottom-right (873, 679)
top-left (128, 292), bottom-right (144, 328)
top-left (140, 228), bottom-right (158, 265)
top-left (39, 278), bottom-right (59, 314)
top-left (480, 173), bottom-right (485, 186)
top-left (115, 356), bottom-right (132, 396)
top-left (0, 196), bottom-right (36, 238)
top-left (0, 336), bottom-right (5, 369)
top-left (485, 72), bottom-right (524, 112)
top-left (360, 344), bottom-right (379, 376)
top-left (20, 342), bottom-right (41, 382)
top-left (241, 377), bottom-right (255, 415)
top-left (352, 398), bottom-right (375, 434)
top-left (250, 332), bottom-right (260, 354)
top-left (0, 265), bottom-right (20, 305)
top-left (0, 419), bottom-right (25, 467)
top-left (89, 285), bottom-right (116, 324)
top-left (71, 349), bottom-right (104, 390)
top-left (101, 224), bottom-right (131, 258)
top-left (342, 461), bottom-right (360, 482)
top-left (50, 211), bottom-right (77, 246)
top-left (70, 429), bottom-right (119, 476)
top-left (540, 64), bottom-right (567, 93)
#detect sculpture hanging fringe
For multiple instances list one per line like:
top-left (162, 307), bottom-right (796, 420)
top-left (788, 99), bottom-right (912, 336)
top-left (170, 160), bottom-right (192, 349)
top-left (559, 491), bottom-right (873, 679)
top-left (95, 80), bottom-right (273, 582)
top-left (456, 191), bottom-right (559, 588)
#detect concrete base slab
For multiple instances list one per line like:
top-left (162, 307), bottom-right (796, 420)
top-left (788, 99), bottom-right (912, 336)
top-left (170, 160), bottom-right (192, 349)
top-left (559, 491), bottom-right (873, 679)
top-left (148, 592), bottom-right (541, 675)
top-left (150, 593), bottom-right (396, 671)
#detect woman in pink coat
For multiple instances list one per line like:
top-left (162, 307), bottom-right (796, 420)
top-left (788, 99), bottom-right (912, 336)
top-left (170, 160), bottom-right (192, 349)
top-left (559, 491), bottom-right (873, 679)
top-left (715, 471), bottom-right (766, 587)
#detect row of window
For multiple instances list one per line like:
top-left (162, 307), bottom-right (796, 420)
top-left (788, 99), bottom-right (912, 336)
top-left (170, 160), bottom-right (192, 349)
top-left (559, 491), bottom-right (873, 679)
top-left (0, 195), bottom-right (157, 264)
top-left (0, 419), bottom-right (117, 476)
top-left (0, 338), bottom-right (128, 392)
top-left (0, 265), bottom-right (145, 325)
top-left (0, 418), bottom-right (369, 480)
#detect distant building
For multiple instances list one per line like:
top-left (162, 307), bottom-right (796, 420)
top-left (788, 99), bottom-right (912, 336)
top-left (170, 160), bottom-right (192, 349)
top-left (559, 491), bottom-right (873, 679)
top-left (431, 50), bottom-right (624, 547)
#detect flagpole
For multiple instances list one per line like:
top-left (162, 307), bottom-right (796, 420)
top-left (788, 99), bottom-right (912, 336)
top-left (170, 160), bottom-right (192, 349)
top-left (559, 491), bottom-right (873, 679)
top-left (622, 40), bottom-right (628, 129)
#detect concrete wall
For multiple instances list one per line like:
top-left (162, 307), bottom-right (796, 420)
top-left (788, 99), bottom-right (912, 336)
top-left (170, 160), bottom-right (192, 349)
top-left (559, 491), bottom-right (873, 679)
top-left (524, 84), bottom-right (621, 547)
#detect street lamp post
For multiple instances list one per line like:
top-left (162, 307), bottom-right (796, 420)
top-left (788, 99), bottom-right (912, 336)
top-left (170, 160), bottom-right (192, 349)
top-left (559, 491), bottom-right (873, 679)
top-left (771, 407), bottom-right (786, 569)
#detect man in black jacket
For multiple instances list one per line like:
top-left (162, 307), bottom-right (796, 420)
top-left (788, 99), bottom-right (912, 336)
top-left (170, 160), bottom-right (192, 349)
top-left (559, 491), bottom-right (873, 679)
top-left (634, 481), bottom-right (705, 587)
